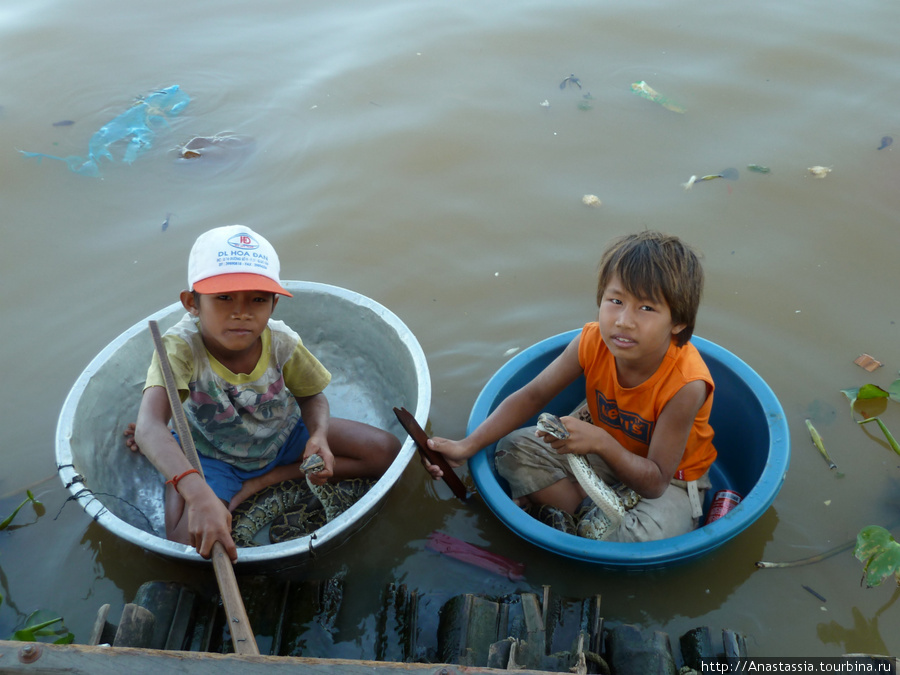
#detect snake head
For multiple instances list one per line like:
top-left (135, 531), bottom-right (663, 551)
top-left (300, 454), bottom-right (326, 474)
top-left (537, 412), bottom-right (570, 440)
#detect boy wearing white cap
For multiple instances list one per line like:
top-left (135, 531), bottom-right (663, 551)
top-left (131, 225), bottom-right (400, 561)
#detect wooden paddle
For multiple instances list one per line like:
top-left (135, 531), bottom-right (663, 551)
top-left (148, 321), bottom-right (259, 656)
top-left (394, 406), bottom-right (468, 501)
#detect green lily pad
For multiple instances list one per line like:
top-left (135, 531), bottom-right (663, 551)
top-left (854, 525), bottom-right (900, 588)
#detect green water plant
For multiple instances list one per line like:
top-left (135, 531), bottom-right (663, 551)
top-left (1, 492), bottom-right (73, 643)
top-left (840, 379), bottom-right (900, 457)
top-left (8, 607), bottom-right (74, 644)
top-left (0, 490), bottom-right (43, 531)
top-left (854, 526), bottom-right (900, 588)
top-left (842, 374), bottom-right (900, 588)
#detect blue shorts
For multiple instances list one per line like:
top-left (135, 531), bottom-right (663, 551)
top-left (191, 420), bottom-right (310, 502)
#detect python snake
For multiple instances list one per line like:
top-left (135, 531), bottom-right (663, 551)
top-left (536, 412), bottom-right (637, 540)
top-left (231, 454), bottom-right (374, 547)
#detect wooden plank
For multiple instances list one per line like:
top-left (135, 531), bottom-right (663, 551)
top-left (463, 596), bottom-right (500, 666)
top-left (113, 604), bottom-right (155, 649)
top-left (436, 594), bottom-right (472, 664)
top-left (165, 586), bottom-right (199, 651)
top-left (514, 593), bottom-right (546, 670)
top-left (133, 581), bottom-right (183, 650)
top-left (0, 640), bottom-right (573, 674)
top-left (87, 604), bottom-right (112, 647)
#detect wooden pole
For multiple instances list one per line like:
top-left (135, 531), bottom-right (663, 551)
top-left (149, 321), bottom-right (259, 656)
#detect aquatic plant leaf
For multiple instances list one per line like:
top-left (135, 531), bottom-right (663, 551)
top-left (889, 378), bottom-right (900, 404)
top-left (840, 387), bottom-right (859, 413)
top-left (0, 491), bottom-right (41, 531)
top-left (858, 384), bottom-right (889, 400)
top-left (854, 526), bottom-right (900, 588)
top-left (841, 385), bottom-right (889, 419)
top-left (11, 610), bottom-right (73, 644)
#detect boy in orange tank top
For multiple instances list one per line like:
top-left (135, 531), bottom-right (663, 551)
top-left (426, 232), bottom-right (716, 542)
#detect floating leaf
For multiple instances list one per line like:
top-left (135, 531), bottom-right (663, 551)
top-left (855, 526), bottom-right (900, 588)
top-left (841, 387), bottom-right (860, 413)
top-left (858, 384), bottom-right (889, 400)
top-left (889, 378), bottom-right (900, 404)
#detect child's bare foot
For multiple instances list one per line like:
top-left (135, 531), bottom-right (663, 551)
top-left (123, 423), bottom-right (141, 453)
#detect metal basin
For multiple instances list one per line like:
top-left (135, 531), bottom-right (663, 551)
top-left (468, 329), bottom-right (790, 569)
top-left (56, 281), bottom-right (430, 567)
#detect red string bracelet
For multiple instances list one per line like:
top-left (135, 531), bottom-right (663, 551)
top-left (166, 468), bottom-right (200, 494)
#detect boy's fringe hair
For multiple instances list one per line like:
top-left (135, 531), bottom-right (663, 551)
top-left (596, 232), bottom-right (704, 347)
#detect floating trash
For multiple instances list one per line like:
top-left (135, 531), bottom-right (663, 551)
top-left (877, 136), bottom-right (893, 150)
top-left (700, 167), bottom-right (739, 181)
top-left (747, 164), bottom-right (771, 173)
top-left (21, 85), bottom-right (190, 177)
top-left (582, 194), bottom-right (602, 207)
top-left (172, 132), bottom-right (255, 176)
top-left (854, 354), bottom-right (883, 372)
top-left (631, 80), bottom-right (685, 113)
top-left (683, 168), bottom-right (737, 189)
top-left (807, 165), bottom-right (832, 178)
top-left (577, 93), bottom-right (594, 111)
top-left (559, 74), bottom-right (582, 90)
top-left (173, 132), bottom-right (253, 160)
top-left (52, 120), bottom-right (74, 127)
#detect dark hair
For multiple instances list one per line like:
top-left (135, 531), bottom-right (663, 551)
top-left (596, 232), bottom-right (704, 347)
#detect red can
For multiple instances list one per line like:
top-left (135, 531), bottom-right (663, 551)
top-left (704, 489), bottom-right (742, 525)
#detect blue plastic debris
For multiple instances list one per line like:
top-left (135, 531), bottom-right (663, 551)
top-left (21, 85), bottom-right (190, 177)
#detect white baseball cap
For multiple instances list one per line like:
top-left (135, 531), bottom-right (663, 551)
top-left (188, 225), bottom-right (292, 297)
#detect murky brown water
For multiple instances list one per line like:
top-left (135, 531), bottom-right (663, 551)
top-left (2, 0), bottom-right (900, 659)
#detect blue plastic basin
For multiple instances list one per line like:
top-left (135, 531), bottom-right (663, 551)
top-left (467, 330), bottom-right (790, 569)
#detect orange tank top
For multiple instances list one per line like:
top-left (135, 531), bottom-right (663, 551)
top-left (577, 322), bottom-right (717, 481)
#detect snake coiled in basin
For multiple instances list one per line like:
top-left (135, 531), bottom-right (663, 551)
top-left (231, 455), bottom-right (374, 546)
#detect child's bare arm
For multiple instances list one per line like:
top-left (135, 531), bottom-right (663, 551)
top-left (134, 386), bottom-right (238, 561)
top-left (425, 336), bottom-right (584, 478)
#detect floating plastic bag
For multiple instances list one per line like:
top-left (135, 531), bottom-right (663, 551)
top-left (21, 85), bottom-right (190, 177)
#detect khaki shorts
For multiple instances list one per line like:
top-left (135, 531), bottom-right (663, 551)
top-left (494, 424), bottom-right (711, 543)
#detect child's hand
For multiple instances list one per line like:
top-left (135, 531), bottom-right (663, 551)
top-left (302, 434), bottom-right (335, 485)
top-left (536, 416), bottom-right (600, 456)
top-left (184, 488), bottom-right (238, 561)
top-left (123, 423), bottom-right (141, 453)
top-left (423, 437), bottom-right (468, 479)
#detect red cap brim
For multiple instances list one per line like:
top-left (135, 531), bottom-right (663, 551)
top-left (192, 273), bottom-right (293, 297)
